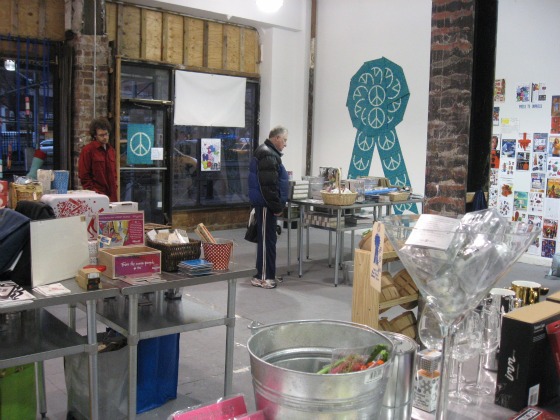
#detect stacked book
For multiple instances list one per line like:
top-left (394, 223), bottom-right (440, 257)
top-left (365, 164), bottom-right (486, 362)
top-left (289, 180), bottom-right (310, 199)
top-left (0, 281), bottom-right (35, 308)
top-left (304, 211), bottom-right (341, 228)
top-left (178, 259), bottom-right (214, 276)
top-left (344, 215), bottom-right (372, 226)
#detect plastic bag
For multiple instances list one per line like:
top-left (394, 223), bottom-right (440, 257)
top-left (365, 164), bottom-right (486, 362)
top-left (244, 208), bottom-right (258, 243)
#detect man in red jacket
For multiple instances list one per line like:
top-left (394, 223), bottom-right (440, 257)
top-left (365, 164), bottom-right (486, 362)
top-left (78, 117), bottom-right (118, 201)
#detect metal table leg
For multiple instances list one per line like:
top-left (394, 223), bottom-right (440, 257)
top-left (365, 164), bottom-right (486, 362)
top-left (328, 231), bottom-right (333, 267)
top-left (299, 206), bottom-right (304, 277)
top-left (86, 299), bottom-right (99, 420)
top-left (128, 294), bottom-right (139, 420)
top-left (224, 278), bottom-right (237, 396)
top-left (35, 362), bottom-right (47, 418)
top-left (287, 206), bottom-right (292, 274)
top-left (306, 224), bottom-right (310, 259)
top-left (334, 208), bottom-right (342, 286)
top-left (68, 303), bottom-right (76, 330)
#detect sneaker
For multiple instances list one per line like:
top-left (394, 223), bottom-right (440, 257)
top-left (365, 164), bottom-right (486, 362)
top-left (251, 277), bottom-right (277, 289)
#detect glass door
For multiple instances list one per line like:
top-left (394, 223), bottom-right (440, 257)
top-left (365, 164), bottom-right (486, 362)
top-left (118, 63), bottom-right (172, 224)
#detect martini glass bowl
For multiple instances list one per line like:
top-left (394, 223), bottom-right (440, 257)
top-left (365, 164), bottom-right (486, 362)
top-left (381, 209), bottom-right (538, 419)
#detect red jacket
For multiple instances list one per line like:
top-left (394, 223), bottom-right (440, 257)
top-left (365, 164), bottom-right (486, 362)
top-left (78, 140), bottom-right (118, 201)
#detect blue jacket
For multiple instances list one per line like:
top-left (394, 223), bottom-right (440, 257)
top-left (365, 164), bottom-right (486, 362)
top-left (248, 139), bottom-right (289, 214)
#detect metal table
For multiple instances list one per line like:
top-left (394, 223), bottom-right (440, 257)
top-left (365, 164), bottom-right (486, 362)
top-left (290, 196), bottom-right (424, 286)
top-left (93, 264), bottom-right (255, 420)
top-left (0, 279), bottom-right (120, 420)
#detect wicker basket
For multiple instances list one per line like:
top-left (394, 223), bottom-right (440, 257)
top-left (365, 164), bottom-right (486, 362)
top-left (379, 272), bottom-right (400, 314)
top-left (378, 317), bottom-right (393, 332)
top-left (388, 191), bottom-right (411, 202)
top-left (321, 190), bottom-right (358, 206)
top-left (390, 311), bottom-right (417, 340)
top-left (146, 238), bottom-right (201, 272)
top-left (144, 223), bottom-right (172, 232)
top-left (393, 268), bottom-right (419, 310)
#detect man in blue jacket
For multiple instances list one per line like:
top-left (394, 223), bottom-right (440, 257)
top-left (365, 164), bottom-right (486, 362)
top-left (248, 126), bottom-right (289, 289)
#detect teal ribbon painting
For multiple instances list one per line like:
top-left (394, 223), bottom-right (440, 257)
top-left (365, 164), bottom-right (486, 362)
top-left (346, 56), bottom-right (418, 214)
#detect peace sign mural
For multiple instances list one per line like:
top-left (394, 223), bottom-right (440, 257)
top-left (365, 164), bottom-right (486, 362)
top-left (346, 57), bottom-right (418, 214)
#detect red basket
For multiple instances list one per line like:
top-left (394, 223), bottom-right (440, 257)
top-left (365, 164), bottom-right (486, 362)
top-left (202, 239), bottom-right (234, 271)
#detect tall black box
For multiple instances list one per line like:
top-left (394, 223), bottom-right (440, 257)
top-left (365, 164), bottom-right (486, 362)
top-left (495, 301), bottom-right (560, 411)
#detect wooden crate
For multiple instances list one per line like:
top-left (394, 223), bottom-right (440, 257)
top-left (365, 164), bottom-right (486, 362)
top-left (351, 249), bottom-right (419, 330)
top-left (98, 246), bottom-right (161, 279)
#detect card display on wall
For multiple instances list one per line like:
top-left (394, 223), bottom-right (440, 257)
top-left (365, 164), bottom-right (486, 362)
top-left (490, 76), bottom-right (560, 258)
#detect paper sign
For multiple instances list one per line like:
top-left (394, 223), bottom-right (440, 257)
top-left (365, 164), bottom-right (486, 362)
top-left (369, 222), bottom-right (384, 292)
top-left (151, 147), bottom-right (164, 160)
top-left (97, 211), bottom-right (145, 247)
top-left (31, 216), bottom-right (90, 287)
top-left (201, 138), bottom-right (221, 171)
top-left (405, 214), bottom-right (460, 250)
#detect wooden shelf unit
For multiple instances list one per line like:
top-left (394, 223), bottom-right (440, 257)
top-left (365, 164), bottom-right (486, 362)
top-left (351, 248), bottom-right (418, 329)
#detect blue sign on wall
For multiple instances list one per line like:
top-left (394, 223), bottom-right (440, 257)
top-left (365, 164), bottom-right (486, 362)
top-left (346, 57), bottom-right (418, 214)
top-left (127, 124), bottom-right (154, 165)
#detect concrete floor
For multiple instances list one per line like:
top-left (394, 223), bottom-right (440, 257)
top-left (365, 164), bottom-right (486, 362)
top-left (34, 225), bottom-right (560, 419)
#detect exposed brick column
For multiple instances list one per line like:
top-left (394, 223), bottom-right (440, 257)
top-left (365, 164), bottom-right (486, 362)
top-left (68, 33), bottom-right (110, 189)
top-left (424, 0), bottom-right (475, 216)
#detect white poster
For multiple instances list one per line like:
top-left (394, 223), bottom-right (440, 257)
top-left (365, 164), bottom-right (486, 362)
top-left (174, 71), bottom-right (246, 127)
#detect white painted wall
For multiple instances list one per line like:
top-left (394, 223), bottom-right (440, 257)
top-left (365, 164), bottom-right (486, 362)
top-left (312, 0), bottom-right (432, 194)
top-left (495, 0), bottom-right (560, 132)
top-left (494, 0), bottom-right (560, 266)
top-left (127, 0), bottom-right (432, 189)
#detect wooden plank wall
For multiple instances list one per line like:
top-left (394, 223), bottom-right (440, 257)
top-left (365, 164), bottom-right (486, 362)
top-left (106, 2), bottom-right (260, 77)
top-left (0, 0), bottom-right (65, 42)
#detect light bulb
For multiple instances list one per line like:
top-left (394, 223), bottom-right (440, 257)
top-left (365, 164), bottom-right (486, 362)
top-left (4, 59), bottom-right (15, 71)
top-left (256, 0), bottom-right (283, 13)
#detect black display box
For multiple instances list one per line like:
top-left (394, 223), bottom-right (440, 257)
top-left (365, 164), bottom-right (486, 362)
top-left (495, 301), bottom-right (560, 411)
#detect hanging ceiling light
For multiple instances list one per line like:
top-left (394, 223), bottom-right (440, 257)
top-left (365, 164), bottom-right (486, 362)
top-left (256, 0), bottom-right (284, 13)
top-left (4, 59), bottom-right (15, 71)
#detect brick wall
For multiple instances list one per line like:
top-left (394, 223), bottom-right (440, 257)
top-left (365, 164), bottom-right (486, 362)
top-left (69, 34), bottom-right (111, 189)
top-left (424, 0), bottom-right (475, 216)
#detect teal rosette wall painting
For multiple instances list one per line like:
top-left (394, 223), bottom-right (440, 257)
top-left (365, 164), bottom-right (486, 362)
top-left (346, 57), bottom-right (418, 214)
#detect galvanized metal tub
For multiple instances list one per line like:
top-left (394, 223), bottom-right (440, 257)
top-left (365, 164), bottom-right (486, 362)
top-left (379, 332), bottom-right (418, 420)
top-left (247, 320), bottom-right (394, 419)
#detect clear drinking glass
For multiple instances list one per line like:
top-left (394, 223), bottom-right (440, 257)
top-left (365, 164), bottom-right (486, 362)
top-left (382, 209), bottom-right (538, 420)
top-left (465, 300), bottom-right (501, 396)
top-left (448, 311), bottom-right (482, 404)
top-left (418, 301), bottom-right (444, 351)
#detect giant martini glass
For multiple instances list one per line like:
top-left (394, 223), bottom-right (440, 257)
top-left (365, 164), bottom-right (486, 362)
top-left (382, 209), bottom-right (538, 419)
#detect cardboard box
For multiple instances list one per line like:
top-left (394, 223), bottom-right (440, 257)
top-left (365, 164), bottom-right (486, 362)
top-left (78, 267), bottom-right (101, 280)
top-left (97, 246), bottom-right (161, 279)
top-left (41, 191), bottom-right (110, 240)
top-left (75, 274), bottom-right (101, 290)
top-left (508, 407), bottom-right (560, 420)
top-left (547, 290), bottom-right (560, 303)
top-left (495, 301), bottom-right (560, 411)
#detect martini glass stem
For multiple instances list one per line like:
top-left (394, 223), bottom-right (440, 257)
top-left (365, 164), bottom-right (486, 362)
top-left (474, 353), bottom-right (484, 388)
top-left (435, 326), bottom-right (452, 420)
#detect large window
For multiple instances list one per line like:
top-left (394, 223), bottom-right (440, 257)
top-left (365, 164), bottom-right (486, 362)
top-left (119, 63), bottom-right (172, 224)
top-left (0, 38), bottom-right (56, 177)
top-left (172, 81), bottom-right (259, 209)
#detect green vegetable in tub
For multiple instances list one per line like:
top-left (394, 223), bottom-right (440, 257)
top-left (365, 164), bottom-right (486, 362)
top-left (317, 357), bottom-right (347, 375)
top-left (317, 354), bottom-right (366, 374)
top-left (366, 344), bottom-right (389, 364)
